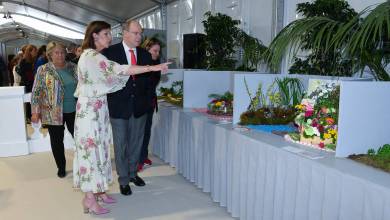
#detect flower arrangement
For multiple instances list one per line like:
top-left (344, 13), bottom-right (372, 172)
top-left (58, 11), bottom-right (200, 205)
top-left (287, 82), bottom-right (340, 151)
top-left (239, 77), bottom-right (304, 125)
top-left (158, 81), bottom-right (183, 106)
top-left (207, 92), bottom-right (233, 116)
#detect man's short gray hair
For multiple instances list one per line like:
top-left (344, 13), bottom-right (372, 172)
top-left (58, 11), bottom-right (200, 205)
top-left (122, 19), bottom-right (141, 32)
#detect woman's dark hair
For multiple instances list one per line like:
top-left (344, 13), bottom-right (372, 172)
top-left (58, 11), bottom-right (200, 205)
top-left (37, 45), bottom-right (47, 57)
top-left (141, 37), bottom-right (161, 51)
top-left (82, 21), bottom-right (111, 50)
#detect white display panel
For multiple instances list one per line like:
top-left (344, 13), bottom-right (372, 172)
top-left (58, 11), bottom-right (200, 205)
top-left (336, 81), bottom-right (390, 157)
top-left (183, 70), bottom-right (233, 108)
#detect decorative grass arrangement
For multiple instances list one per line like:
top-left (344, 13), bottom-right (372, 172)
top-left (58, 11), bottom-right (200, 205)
top-left (239, 77), bottom-right (304, 125)
top-left (207, 92), bottom-right (233, 116)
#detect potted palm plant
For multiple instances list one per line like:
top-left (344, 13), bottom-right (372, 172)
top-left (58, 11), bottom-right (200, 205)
top-left (265, 0), bottom-right (390, 81)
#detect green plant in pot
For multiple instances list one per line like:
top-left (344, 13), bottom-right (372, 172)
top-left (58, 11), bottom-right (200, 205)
top-left (202, 11), bottom-right (240, 70)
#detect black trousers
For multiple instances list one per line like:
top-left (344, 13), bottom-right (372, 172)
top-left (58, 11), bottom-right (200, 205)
top-left (46, 112), bottom-right (75, 171)
top-left (139, 110), bottom-right (154, 163)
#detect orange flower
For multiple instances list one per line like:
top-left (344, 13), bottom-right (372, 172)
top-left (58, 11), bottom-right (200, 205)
top-left (325, 117), bottom-right (334, 125)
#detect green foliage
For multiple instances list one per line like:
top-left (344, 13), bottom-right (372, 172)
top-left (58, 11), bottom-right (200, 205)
top-left (236, 31), bottom-right (268, 71)
top-left (158, 81), bottom-right (183, 106)
top-left (202, 11), bottom-right (267, 71)
top-left (208, 91), bottom-right (233, 102)
top-left (202, 12), bottom-right (240, 70)
top-left (265, 1), bottom-right (390, 80)
top-left (274, 77), bottom-right (305, 106)
top-left (352, 144), bottom-right (390, 173)
top-left (289, 0), bottom-right (357, 76)
top-left (244, 77), bottom-right (266, 111)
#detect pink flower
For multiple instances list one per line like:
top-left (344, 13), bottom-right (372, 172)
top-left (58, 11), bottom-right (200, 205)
top-left (311, 119), bottom-right (318, 127)
top-left (76, 102), bottom-right (81, 110)
top-left (305, 110), bottom-right (313, 117)
top-left (106, 76), bottom-right (114, 85)
top-left (99, 61), bottom-right (107, 70)
top-left (86, 138), bottom-right (96, 148)
top-left (318, 142), bottom-right (325, 149)
top-left (79, 166), bottom-right (87, 175)
top-left (93, 100), bottom-right (103, 111)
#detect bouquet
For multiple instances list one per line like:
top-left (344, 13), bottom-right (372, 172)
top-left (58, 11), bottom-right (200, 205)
top-left (290, 82), bottom-right (340, 150)
top-left (207, 92), bottom-right (233, 116)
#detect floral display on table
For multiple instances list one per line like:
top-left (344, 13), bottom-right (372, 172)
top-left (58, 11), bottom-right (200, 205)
top-left (349, 144), bottom-right (390, 173)
top-left (239, 77), bottom-right (304, 126)
top-left (158, 81), bottom-right (183, 107)
top-left (285, 82), bottom-right (340, 151)
top-left (207, 92), bottom-right (233, 116)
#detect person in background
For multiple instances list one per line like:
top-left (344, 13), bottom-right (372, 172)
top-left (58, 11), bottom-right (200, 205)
top-left (71, 46), bottom-right (82, 64)
top-left (31, 41), bottom-right (78, 178)
top-left (138, 37), bottom-right (162, 171)
top-left (0, 55), bottom-right (8, 86)
top-left (20, 44), bottom-right (38, 121)
top-left (34, 45), bottom-right (48, 75)
top-left (65, 43), bottom-right (77, 62)
top-left (7, 54), bottom-right (15, 85)
top-left (11, 53), bottom-right (23, 86)
top-left (73, 20), bottom-right (169, 215)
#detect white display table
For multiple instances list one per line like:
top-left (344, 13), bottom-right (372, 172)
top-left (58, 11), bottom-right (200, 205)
top-left (151, 104), bottom-right (390, 220)
top-left (0, 86), bottom-right (29, 157)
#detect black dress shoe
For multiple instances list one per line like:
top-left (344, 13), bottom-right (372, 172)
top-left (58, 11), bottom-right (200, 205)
top-left (57, 169), bottom-right (66, 178)
top-left (130, 176), bottom-right (145, 187)
top-left (119, 184), bottom-right (132, 196)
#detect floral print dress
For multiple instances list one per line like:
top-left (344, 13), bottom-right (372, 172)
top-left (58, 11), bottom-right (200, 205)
top-left (73, 49), bottom-right (130, 193)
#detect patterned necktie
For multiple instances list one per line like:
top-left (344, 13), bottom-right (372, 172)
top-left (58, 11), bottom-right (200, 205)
top-left (129, 49), bottom-right (137, 80)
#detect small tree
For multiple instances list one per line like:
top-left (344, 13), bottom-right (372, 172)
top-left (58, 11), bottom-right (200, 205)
top-left (202, 12), bottom-right (240, 70)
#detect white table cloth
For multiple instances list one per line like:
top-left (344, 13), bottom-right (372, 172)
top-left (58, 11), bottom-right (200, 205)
top-left (151, 104), bottom-right (390, 220)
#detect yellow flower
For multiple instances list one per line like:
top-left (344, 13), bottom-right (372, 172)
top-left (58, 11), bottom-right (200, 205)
top-left (328, 129), bottom-right (337, 135)
top-left (324, 133), bottom-right (332, 139)
top-left (295, 104), bottom-right (304, 110)
top-left (215, 101), bottom-right (222, 107)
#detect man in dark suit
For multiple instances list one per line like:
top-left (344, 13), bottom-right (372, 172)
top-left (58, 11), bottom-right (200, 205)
top-left (102, 19), bottom-right (154, 196)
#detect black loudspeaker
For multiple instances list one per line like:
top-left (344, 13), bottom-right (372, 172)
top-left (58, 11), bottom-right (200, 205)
top-left (183, 33), bottom-right (206, 69)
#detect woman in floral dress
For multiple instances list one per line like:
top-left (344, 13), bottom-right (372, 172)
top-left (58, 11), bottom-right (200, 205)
top-left (73, 20), bottom-right (169, 215)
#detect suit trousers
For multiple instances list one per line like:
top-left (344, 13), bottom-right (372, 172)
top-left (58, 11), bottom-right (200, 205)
top-left (140, 110), bottom-right (154, 163)
top-left (111, 114), bottom-right (147, 186)
top-left (46, 112), bottom-right (75, 171)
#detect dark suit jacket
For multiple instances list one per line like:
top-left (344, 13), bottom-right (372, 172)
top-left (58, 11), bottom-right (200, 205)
top-left (102, 43), bottom-right (154, 119)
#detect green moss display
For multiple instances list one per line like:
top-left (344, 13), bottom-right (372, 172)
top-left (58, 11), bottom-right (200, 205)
top-left (239, 107), bottom-right (297, 125)
top-left (349, 144), bottom-right (390, 173)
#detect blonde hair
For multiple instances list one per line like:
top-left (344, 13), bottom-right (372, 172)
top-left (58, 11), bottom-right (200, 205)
top-left (46, 41), bottom-right (66, 61)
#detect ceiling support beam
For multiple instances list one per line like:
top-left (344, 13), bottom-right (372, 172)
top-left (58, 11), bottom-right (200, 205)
top-left (1, 0), bottom-right (87, 26)
top-left (57, 0), bottom-right (124, 23)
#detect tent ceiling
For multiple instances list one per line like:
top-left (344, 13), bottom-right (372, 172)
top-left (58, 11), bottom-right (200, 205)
top-left (0, 0), bottom-right (174, 42)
